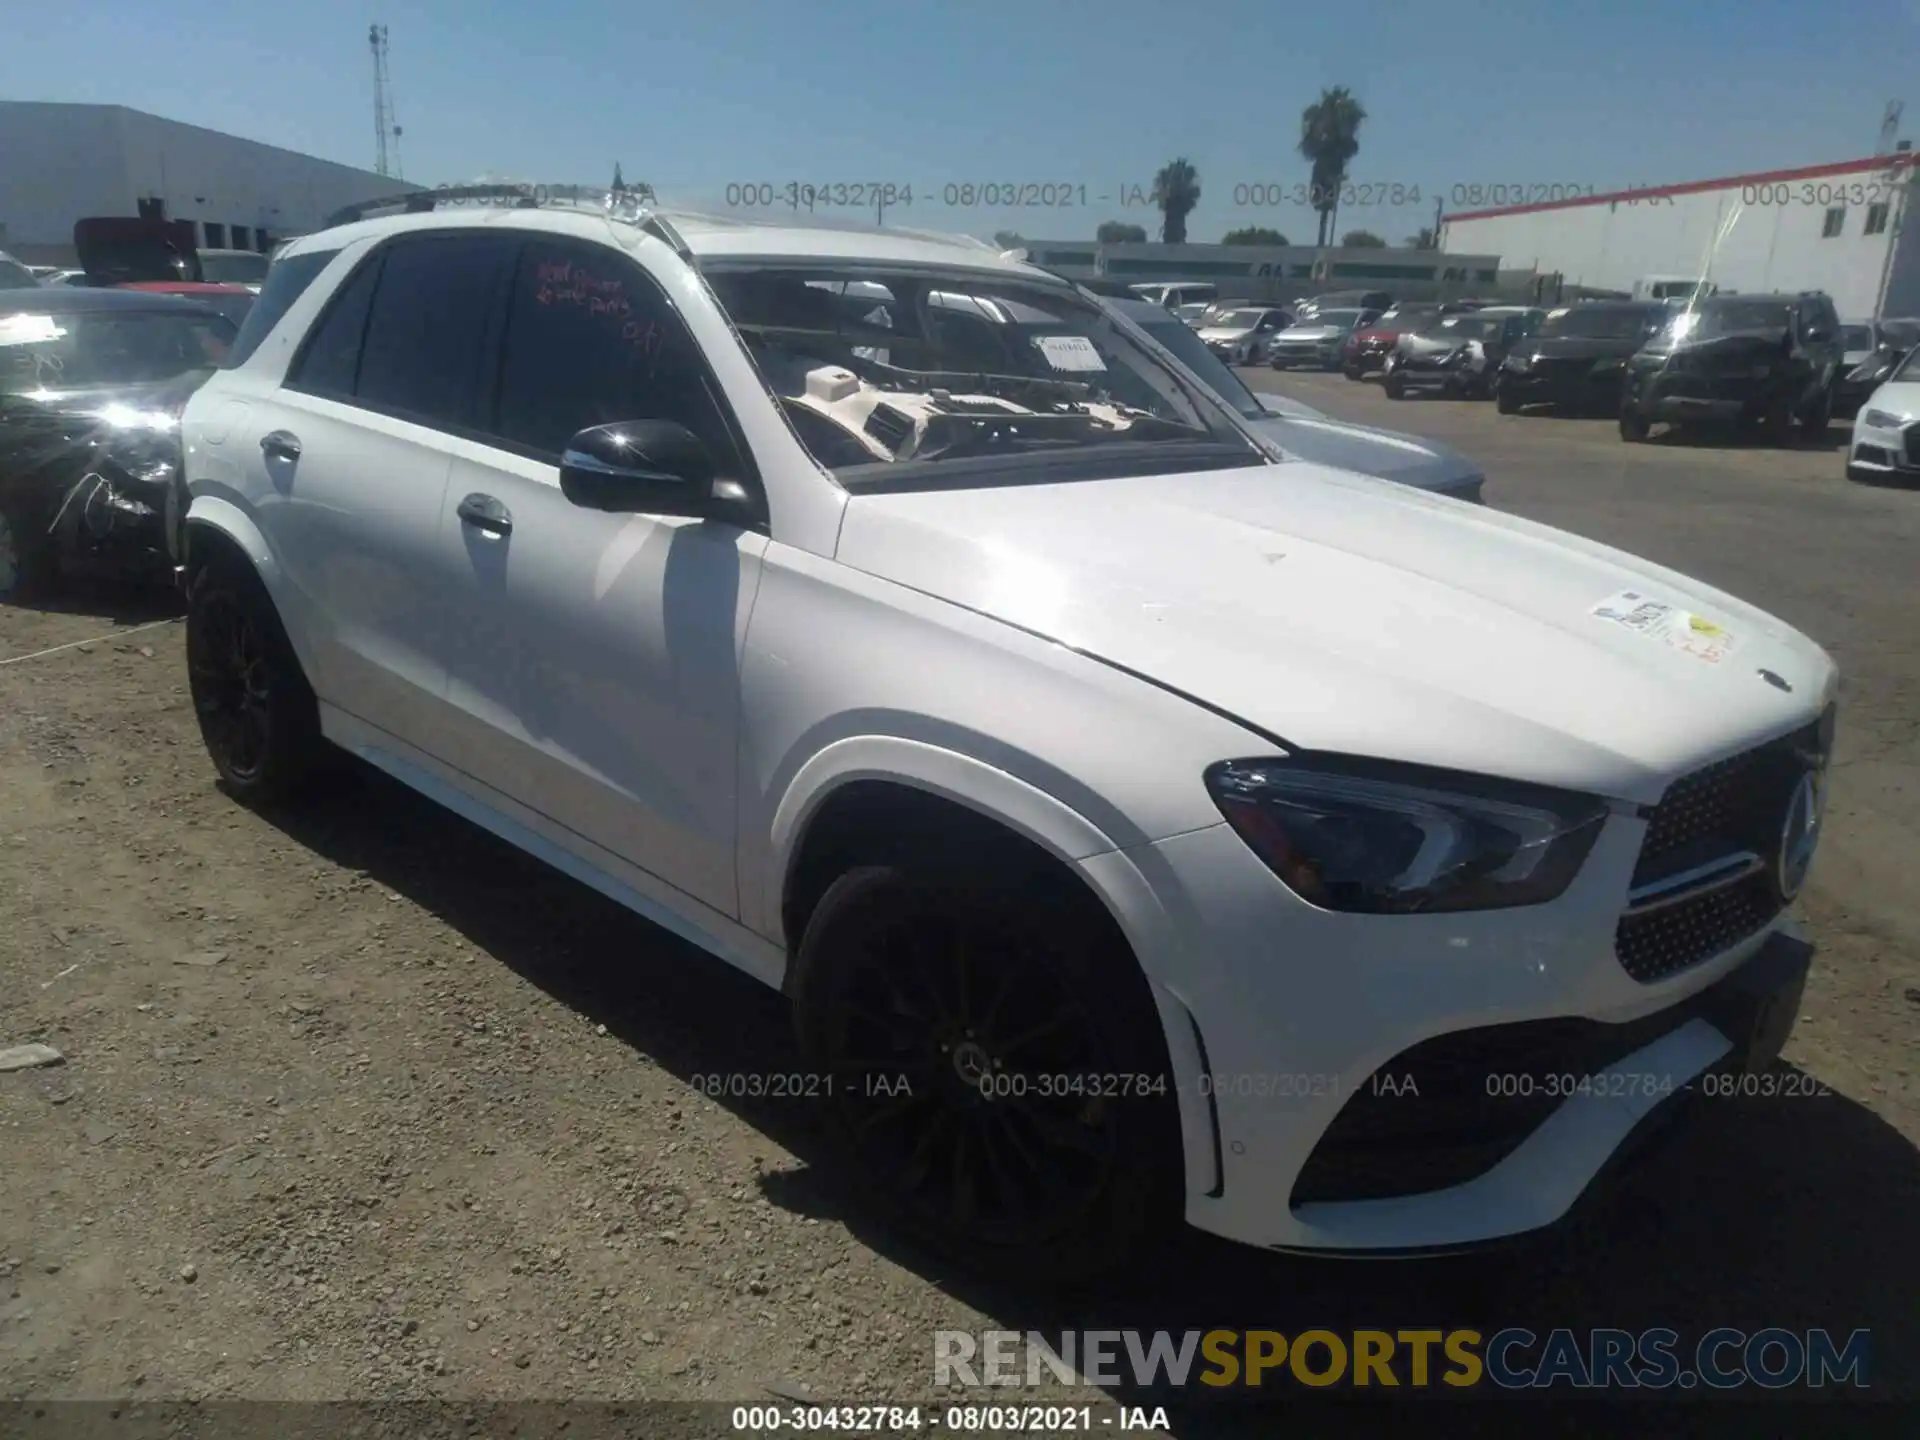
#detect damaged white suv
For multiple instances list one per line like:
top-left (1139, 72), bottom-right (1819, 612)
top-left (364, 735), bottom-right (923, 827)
top-left (179, 190), bottom-right (1837, 1280)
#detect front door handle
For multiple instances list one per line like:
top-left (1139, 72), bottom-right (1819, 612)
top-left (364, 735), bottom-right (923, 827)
top-left (260, 430), bottom-right (302, 462)
top-left (457, 492), bottom-right (513, 537)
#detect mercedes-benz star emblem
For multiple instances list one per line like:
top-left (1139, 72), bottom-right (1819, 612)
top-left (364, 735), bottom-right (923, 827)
top-left (1776, 770), bottom-right (1824, 902)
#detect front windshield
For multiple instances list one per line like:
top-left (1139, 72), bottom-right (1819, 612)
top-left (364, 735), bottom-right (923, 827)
top-left (1309, 309), bottom-right (1363, 328)
top-left (1212, 309), bottom-right (1267, 329)
top-left (1376, 306), bottom-right (1435, 328)
top-left (1133, 311), bottom-right (1263, 419)
top-left (1882, 320), bottom-right (1920, 355)
top-left (198, 252), bottom-right (270, 285)
top-left (0, 307), bottom-right (235, 393)
top-left (1659, 300), bottom-right (1792, 342)
top-left (1536, 306), bottom-right (1662, 340)
top-left (707, 265), bottom-right (1263, 484)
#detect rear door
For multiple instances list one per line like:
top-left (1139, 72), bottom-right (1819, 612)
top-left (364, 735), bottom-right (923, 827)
top-left (242, 232), bottom-right (516, 743)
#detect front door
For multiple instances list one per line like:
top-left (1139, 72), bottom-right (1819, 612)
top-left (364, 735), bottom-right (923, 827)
top-left (431, 235), bottom-right (768, 915)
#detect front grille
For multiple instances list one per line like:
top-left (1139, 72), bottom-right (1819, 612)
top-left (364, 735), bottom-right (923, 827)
top-left (1617, 872), bottom-right (1779, 984)
top-left (1906, 428), bottom-right (1920, 465)
top-left (1616, 709), bottom-right (1833, 983)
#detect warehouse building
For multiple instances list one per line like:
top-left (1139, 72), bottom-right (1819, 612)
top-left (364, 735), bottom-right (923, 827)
top-left (1438, 153), bottom-right (1920, 319)
top-left (0, 101), bottom-right (419, 265)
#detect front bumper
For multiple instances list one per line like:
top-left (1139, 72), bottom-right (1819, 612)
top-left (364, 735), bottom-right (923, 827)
top-left (1084, 785), bottom-right (1816, 1254)
top-left (1847, 419), bottom-right (1920, 480)
top-left (1270, 344), bottom-right (1341, 369)
top-left (1501, 363), bottom-right (1628, 404)
top-left (1626, 370), bottom-right (1784, 423)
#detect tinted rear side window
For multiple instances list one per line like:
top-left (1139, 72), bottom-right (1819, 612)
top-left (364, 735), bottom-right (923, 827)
top-left (222, 247), bottom-right (340, 368)
top-left (288, 255), bottom-right (381, 399)
top-left (355, 235), bottom-right (516, 429)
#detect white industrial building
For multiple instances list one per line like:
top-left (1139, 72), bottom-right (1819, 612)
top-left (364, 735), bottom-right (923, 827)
top-left (1438, 153), bottom-right (1920, 320)
top-left (0, 101), bottom-right (418, 265)
top-left (1019, 239), bottom-right (1516, 303)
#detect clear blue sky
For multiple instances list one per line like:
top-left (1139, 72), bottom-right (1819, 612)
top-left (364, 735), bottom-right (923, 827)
top-left (6, 0), bottom-right (1916, 245)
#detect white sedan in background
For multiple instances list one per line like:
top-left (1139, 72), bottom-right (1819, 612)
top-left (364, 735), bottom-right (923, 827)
top-left (1845, 342), bottom-right (1920, 484)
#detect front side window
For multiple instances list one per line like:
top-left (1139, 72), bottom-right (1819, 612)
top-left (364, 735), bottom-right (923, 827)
top-left (224, 247), bottom-right (341, 369)
top-left (353, 235), bottom-right (516, 428)
top-left (0, 307), bottom-right (235, 393)
top-left (705, 262), bottom-right (1263, 487)
top-left (288, 254), bottom-right (381, 397)
top-left (490, 239), bottom-right (743, 473)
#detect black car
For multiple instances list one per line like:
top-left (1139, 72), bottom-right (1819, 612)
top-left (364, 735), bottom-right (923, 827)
top-left (1495, 302), bottom-right (1671, 415)
top-left (1619, 292), bottom-right (1845, 443)
top-left (0, 288), bottom-right (236, 601)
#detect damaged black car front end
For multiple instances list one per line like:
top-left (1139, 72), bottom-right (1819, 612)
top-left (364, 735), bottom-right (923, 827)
top-left (0, 290), bottom-right (234, 601)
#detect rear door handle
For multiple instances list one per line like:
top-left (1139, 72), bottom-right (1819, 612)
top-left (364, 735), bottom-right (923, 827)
top-left (457, 492), bottom-right (513, 537)
top-left (260, 430), bottom-right (301, 462)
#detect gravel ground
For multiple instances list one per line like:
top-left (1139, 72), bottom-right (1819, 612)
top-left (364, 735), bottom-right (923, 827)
top-left (1, 385), bottom-right (1915, 1428)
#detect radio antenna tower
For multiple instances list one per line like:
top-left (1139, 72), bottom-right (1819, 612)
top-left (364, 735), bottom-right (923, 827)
top-left (370, 24), bottom-right (395, 177)
top-left (1878, 100), bottom-right (1905, 155)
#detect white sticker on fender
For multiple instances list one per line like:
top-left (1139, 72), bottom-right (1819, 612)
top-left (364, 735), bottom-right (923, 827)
top-left (1590, 590), bottom-right (1737, 664)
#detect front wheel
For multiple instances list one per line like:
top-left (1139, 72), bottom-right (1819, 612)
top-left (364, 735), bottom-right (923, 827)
top-left (1343, 364), bottom-right (1365, 381)
top-left (1495, 383), bottom-right (1519, 415)
top-left (186, 553), bottom-right (324, 802)
top-left (792, 864), bottom-right (1181, 1285)
top-left (1619, 405), bottom-right (1650, 441)
top-left (1384, 372), bottom-right (1407, 399)
top-left (1799, 386), bottom-right (1833, 441)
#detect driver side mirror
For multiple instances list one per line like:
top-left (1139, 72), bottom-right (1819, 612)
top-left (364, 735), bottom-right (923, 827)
top-left (559, 421), bottom-right (745, 520)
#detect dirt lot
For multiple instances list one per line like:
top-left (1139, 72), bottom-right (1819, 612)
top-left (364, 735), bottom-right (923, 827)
top-left (2, 380), bottom-right (1916, 1425)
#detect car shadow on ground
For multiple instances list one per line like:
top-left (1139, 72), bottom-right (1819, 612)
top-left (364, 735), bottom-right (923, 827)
top-left (254, 760), bottom-right (1919, 1425)
top-left (1641, 422), bottom-right (1853, 454)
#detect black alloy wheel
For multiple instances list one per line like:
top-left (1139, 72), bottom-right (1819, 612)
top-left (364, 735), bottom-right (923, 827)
top-left (1619, 405), bottom-right (1651, 442)
top-left (793, 865), bottom-right (1178, 1283)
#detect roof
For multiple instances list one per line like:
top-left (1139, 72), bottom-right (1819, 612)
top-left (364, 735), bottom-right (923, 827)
top-left (282, 202), bottom-right (1036, 276)
top-left (0, 286), bottom-right (224, 315)
top-left (1444, 153), bottom-right (1916, 224)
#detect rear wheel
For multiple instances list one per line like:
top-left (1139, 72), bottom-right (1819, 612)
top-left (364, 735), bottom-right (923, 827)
top-left (792, 863), bottom-right (1181, 1285)
top-left (186, 550), bottom-right (324, 802)
top-left (1342, 363), bottom-right (1364, 381)
top-left (0, 499), bottom-right (57, 603)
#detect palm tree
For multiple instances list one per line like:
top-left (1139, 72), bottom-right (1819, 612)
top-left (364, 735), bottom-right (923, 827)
top-left (1151, 159), bottom-right (1201, 244)
top-left (1298, 87), bottom-right (1367, 247)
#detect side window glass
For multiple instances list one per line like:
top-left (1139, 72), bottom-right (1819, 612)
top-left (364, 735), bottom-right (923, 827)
top-left (491, 240), bottom-right (742, 470)
top-left (287, 255), bottom-right (380, 398)
top-left (223, 247), bottom-right (341, 369)
top-left (356, 236), bottom-right (516, 429)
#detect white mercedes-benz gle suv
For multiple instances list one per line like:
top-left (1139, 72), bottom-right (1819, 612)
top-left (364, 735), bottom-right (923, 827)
top-left (176, 187), bottom-right (1837, 1280)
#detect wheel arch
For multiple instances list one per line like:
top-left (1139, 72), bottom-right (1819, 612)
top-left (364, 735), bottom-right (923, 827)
top-left (183, 497), bottom-right (318, 679)
top-left (770, 742), bottom-right (1221, 1202)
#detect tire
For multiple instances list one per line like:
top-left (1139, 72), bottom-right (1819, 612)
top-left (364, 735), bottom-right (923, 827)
top-left (1763, 394), bottom-right (1796, 447)
top-left (1800, 386), bottom-right (1833, 442)
top-left (791, 863), bottom-right (1181, 1286)
top-left (185, 548), bottom-right (323, 802)
top-left (1383, 372), bottom-right (1406, 400)
top-left (1495, 384), bottom-right (1519, 415)
top-left (0, 497), bottom-right (58, 603)
top-left (1619, 406), bottom-right (1650, 442)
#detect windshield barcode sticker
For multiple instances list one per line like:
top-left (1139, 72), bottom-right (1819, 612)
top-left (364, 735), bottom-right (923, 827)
top-left (1033, 334), bottom-right (1107, 372)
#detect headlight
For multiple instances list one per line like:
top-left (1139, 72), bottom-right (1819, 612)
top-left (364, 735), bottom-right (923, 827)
top-left (1505, 353), bottom-right (1532, 373)
top-left (1205, 757), bottom-right (1607, 913)
top-left (1861, 408), bottom-right (1909, 430)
